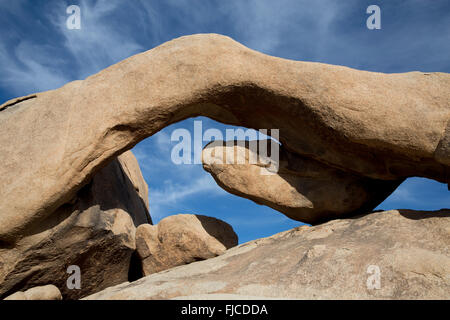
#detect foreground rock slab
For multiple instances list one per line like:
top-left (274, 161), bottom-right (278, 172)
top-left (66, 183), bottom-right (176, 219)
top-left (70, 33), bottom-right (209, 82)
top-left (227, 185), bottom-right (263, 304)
top-left (85, 209), bottom-right (450, 300)
top-left (136, 214), bottom-right (238, 275)
top-left (4, 285), bottom-right (62, 300)
top-left (0, 151), bottom-right (151, 300)
top-left (1, 34), bottom-right (449, 242)
top-left (203, 140), bottom-right (401, 224)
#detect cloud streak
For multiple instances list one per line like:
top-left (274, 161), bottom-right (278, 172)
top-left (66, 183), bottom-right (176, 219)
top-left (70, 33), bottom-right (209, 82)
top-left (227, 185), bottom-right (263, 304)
top-left (48, 0), bottom-right (145, 78)
top-left (0, 40), bottom-right (69, 95)
top-left (149, 175), bottom-right (227, 220)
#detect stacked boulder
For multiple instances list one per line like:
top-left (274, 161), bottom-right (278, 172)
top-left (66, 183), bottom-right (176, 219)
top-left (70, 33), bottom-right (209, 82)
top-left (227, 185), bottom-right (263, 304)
top-left (135, 214), bottom-right (238, 276)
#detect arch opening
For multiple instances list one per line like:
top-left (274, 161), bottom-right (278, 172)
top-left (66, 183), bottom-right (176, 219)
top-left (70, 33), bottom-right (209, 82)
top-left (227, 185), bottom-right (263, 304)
top-left (132, 116), bottom-right (301, 244)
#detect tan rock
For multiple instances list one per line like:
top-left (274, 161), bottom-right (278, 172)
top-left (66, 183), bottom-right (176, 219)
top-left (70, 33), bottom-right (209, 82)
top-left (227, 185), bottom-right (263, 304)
top-left (136, 214), bottom-right (238, 275)
top-left (118, 151), bottom-right (150, 211)
top-left (4, 285), bottom-right (62, 300)
top-left (0, 151), bottom-right (151, 300)
top-left (0, 34), bottom-right (449, 242)
top-left (203, 140), bottom-right (401, 224)
top-left (84, 209), bottom-right (450, 300)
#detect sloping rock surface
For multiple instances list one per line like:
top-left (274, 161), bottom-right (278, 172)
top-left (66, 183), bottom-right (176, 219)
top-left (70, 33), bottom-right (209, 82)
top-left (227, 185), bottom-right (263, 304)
top-left (84, 209), bottom-right (450, 300)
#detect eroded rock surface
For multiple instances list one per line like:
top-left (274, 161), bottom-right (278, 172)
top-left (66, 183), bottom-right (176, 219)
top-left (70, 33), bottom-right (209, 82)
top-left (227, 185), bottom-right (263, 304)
top-left (84, 210), bottom-right (450, 300)
top-left (136, 214), bottom-right (238, 275)
top-left (0, 151), bottom-right (151, 300)
top-left (202, 140), bottom-right (402, 224)
top-left (0, 34), bottom-right (449, 242)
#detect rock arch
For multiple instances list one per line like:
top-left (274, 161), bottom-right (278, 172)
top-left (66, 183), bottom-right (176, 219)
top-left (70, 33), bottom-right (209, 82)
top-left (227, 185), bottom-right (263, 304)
top-left (0, 33), bottom-right (449, 241)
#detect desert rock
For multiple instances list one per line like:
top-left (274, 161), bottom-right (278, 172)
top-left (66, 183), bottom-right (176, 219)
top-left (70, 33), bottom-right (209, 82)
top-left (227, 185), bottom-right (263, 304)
top-left (85, 209), bottom-right (450, 300)
top-left (136, 214), bottom-right (238, 275)
top-left (0, 151), bottom-right (151, 300)
top-left (202, 140), bottom-right (402, 224)
top-left (0, 34), bottom-right (449, 241)
top-left (3, 284), bottom-right (62, 300)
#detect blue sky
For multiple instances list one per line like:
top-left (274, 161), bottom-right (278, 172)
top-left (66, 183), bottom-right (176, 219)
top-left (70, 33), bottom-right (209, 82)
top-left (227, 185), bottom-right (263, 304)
top-left (0, 0), bottom-right (449, 243)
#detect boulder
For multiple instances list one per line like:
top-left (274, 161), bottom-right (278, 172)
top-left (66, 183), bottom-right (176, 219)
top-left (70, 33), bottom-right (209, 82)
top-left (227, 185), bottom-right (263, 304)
top-left (136, 214), bottom-right (238, 275)
top-left (4, 285), bottom-right (62, 300)
top-left (0, 151), bottom-right (151, 300)
top-left (0, 34), bottom-right (449, 242)
top-left (202, 140), bottom-right (401, 224)
top-left (84, 209), bottom-right (450, 300)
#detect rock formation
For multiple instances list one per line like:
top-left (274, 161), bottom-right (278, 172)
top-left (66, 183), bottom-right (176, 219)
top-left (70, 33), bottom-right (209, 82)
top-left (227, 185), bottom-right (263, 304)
top-left (0, 34), bottom-right (449, 242)
top-left (0, 151), bottom-right (151, 300)
top-left (136, 214), bottom-right (238, 275)
top-left (84, 209), bottom-right (450, 300)
top-left (0, 33), bottom-right (449, 301)
top-left (202, 140), bottom-right (401, 223)
top-left (3, 285), bottom-right (62, 300)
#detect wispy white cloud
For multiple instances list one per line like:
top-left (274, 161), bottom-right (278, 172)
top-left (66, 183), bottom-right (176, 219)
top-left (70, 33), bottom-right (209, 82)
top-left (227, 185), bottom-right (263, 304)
top-left (0, 0), bottom-right (148, 96)
top-left (151, 176), bottom-right (223, 205)
top-left (149, 175), bottom-right (227, 220)
top-left (223, 0), bottom-right (343, 55)
top-left (0, 40), bottom-right (70, 95)
top-left (48, 0), bottom-right (144, 78)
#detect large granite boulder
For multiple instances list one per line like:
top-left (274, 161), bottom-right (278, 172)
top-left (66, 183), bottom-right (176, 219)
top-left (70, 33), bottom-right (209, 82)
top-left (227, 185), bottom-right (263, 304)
top-left (0, 151), bottom-right (151, 300)
top-left (202, 140), bottom-right (401, 224)
top-left (84, 209), bottom-right (450, 300)
top-left (0, 34), bottom-right (449, 242)
top-left (136, 214), bottom-right (238, 275)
